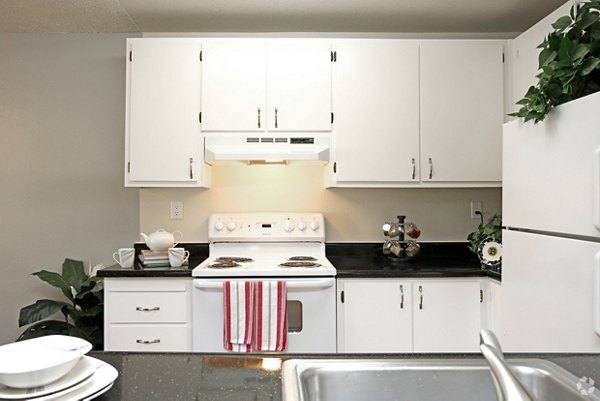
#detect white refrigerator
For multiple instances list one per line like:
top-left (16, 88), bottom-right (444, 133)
top-left (502, 91), bottom-right (600, 352)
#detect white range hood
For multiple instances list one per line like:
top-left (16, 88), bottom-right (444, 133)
top-left (204, 134), bottom-right (329, 164)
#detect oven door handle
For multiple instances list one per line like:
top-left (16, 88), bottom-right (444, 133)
top-left (193, 279), bottom-right (334, 290)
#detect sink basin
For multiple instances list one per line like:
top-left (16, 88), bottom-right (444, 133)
top-left (282, 359), bottom-right (600, 401)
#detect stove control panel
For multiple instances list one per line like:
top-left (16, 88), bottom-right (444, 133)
top-left (208, 213), bottom-right (325, 242)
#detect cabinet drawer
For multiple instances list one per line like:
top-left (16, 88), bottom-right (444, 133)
top-left (107, 325), bottom-right (191, 352)
top-left (108, 292), bottom-right (188, 323)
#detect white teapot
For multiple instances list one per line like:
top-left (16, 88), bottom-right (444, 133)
top-left (139, 229), bottom-right (182, 252)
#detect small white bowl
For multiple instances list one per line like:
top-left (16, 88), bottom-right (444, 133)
top-left (0, 335), bottom-right (92, 389)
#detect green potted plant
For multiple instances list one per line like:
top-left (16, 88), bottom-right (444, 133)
top-left (467, 214), bottom-right (502, 269)
top-left (18, 258), bottom-right (104, 350)
top-left (510, 0), bottom-right (600, 122)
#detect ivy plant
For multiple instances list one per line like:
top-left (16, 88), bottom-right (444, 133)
top-left (467, 214), bottom-right (502, 254)
top-left (510, 0), bottom-right (600, 122)
top-left (17, 258), bottom-right (104, 349)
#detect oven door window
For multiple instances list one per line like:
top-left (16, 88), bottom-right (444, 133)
top-left (287, 300), bottom-right (303, 333)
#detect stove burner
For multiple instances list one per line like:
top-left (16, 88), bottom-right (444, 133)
top-left (279, 261), bottom-right (322, 268)
top-left (288, 256), bottom-right (317, 261)
top-left (208, 261), bottom-right (241, 269)
top-left (215, 257), bottom-right (254, 263)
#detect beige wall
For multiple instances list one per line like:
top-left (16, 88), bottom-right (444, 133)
top-left (0, 33), bottom-right (140, 345)
top-left (140, 164), bottom-right (501, 243)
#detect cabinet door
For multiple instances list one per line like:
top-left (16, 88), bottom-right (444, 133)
top-left (267, 40), bottom-right (332, 131)
top-left (201, 41), bottom-right (267, 131)
top-left (338, 279), bottom-right (412, 352)
top-left (413, 280), bottom-right (481, 352)
top-left (127, 39), bottom-right (203, 183)
top-left (420, 42), bottom-right (503, 182)
top-left (332, 40), bottom-right (420, 183)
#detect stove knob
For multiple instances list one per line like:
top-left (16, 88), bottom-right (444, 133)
top-left (310, 220), bottom-right (320, 231)
top-left (214, 221), bottom-right (224, 231)
top-left (284, 220), bottom-right (295, 232)
top-left (297, 221), bottom-right (307, 231)
top-left (226, 222), bottom-right (237, 232)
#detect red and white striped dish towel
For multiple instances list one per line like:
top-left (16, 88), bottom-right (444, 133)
top-left (223, 281), bottom-right (254, 352)
top-left (253, 281), bottom-right (287, 352)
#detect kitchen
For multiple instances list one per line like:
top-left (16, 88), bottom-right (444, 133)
top-left (1, 0), bottom-right (598, 399)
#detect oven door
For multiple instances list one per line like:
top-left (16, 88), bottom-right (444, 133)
top-left (192, 277), bottom-right (336, 353)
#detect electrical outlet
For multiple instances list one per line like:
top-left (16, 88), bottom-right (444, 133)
top-left (170, 201), bottom-right (183, 220)
top-left (470, 201), bottom-right (482, 219)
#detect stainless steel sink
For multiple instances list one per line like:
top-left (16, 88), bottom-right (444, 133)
top-left (282, 359), bottom-right (600, 401)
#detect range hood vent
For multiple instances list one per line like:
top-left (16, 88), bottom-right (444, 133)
top-left (205, 134), bottom-right (329, 165)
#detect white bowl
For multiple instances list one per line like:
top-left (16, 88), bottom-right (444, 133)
top-left (0, 335), bottom-right (92, 389)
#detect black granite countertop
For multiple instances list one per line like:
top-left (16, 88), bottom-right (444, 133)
top-left (97, 243), bottom-right (208, 278)
top-left (90, 352), bottom-right (599, 400)
top-left (98, 242), bottom-right (500, 281)
top-left (327, 242), bottom-right (500, 280)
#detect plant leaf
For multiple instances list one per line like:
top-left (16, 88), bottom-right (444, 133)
top-left (33, 270), bottom-right (73, 300)
top-left (18, 299), bottom-right (69, 327)
top-left (539, 48), bottom-right (558, 67)
top-left (552, 15), bottom-right (573, 31)
top-left (62, 258), bottom-right (87, 293)
top-left (582, 57), bottom-right (600, 75)
top-left (583, 11), bottom-right (600, 30)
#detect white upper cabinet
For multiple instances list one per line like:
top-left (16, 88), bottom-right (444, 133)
top-left (201, 39), bottom-right (332, 133)
top-left (126, 38), bottom-right (210, 187)
top-left (201, 41), bottom-right (266, 131)
top-left (330, 40), bottom-right (420, 184)
top-left (420, 41), bottom-right (504, 183)
top-left (266, 41), bottom-right (332, 131)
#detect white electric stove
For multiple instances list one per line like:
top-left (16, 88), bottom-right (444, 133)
top-left (191, 213), bottom-right (337, 353)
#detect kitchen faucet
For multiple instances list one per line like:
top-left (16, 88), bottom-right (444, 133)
top-left (479, 329), bottom-right (535, 401)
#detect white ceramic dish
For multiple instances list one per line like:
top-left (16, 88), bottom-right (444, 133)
top-left (43, 357), bottom-right (118, 401)
top-left (477, 237), bottom-right (502, 267)
top-left (0, 335), bottom-right (92, 389)
top-left (0, 356), bottom-right (96, 399)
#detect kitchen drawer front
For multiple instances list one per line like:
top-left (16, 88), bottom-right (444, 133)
top-left (105, 277), bottom-right (190, 292)
top-left (107, 324), bottom-right (191, 352)
top-left (109, 291), bottom-right (188, 323)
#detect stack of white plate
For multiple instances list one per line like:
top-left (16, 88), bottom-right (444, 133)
top-left (0, 335), bottom-right (118, 400)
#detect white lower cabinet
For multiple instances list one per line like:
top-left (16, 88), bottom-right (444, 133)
top-left (337, 278), bottom-right (483, 353)
top-left (104, 278), bottom-right (192, 352)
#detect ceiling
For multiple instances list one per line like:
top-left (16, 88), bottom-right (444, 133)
top-left (0, 0), bottom-right (568, 34)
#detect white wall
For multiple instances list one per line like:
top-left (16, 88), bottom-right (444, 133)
top-left (0, 33), bottom-right (140, 345)
top-left (140, 165), bottom-right (502, 242)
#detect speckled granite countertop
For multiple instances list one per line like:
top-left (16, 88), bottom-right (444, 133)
top-left (90, 352), bottom-right (598, 400)
top-left (327, 242), bottom-right (500, 280)
top-left (98, 242), bottom-right (500, 281)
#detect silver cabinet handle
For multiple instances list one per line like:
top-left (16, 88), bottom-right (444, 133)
top-left (136, 339), bottom-right (160, 344)
top-left (136, 307), bottom-right (160, 312)
top-left (428, 158), bottom-right (433, 179)
top-left (274, 107), bottom-right (278, 129)
top-left (189, 157), bottom-right (194, 179)
top-left (257, 107), bottom-right (261, 129)
top-left (419, 285), bottom-right (423, 310)
top-left (399, 285), bottom-right (404, 309)
top-left (411, 158), bottom-right (416, 180)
